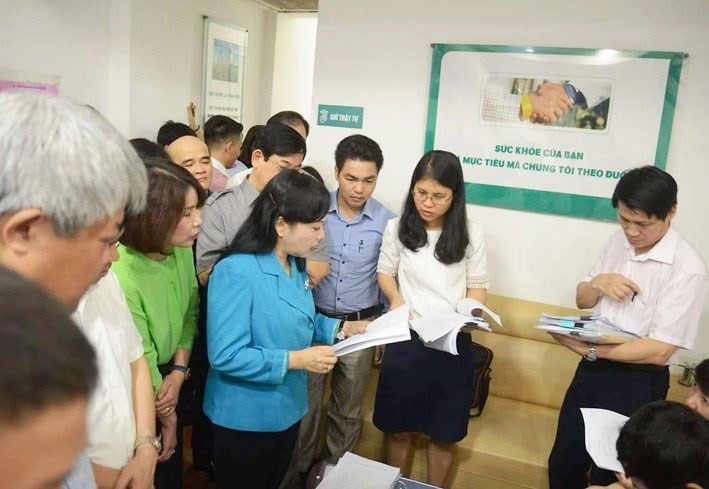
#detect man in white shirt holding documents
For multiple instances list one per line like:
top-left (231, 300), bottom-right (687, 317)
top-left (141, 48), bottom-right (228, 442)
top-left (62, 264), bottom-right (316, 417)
top-left (547, 166), bottom-right (707, 489)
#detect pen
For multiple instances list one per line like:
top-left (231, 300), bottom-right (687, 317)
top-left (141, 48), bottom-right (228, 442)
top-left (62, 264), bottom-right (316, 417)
top-left (358, 239), bottom-right (363, 252)
top-left (631, 292), bottom-right (637, 302)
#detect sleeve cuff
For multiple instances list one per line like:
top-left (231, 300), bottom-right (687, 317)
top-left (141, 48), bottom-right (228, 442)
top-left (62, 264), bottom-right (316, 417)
top-left (271, 349), bottom-right (289, 384)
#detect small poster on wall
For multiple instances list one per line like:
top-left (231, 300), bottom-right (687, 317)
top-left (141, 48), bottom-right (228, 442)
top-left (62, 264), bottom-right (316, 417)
top-left (202, 17), bottom-right (248, 124)
top-left (425, 44), bottom-right (684, 221)
top-left (0, 67), bottom-right (59, 95)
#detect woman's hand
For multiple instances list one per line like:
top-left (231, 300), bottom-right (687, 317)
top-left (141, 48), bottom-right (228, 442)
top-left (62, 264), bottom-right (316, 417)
top-left (341, 320), bottom-right (368, 338)
top-left (114, 444), bottom-right (157, 489)
top-left (290, 345), bottom-right (337, 374)
top-left (157, 411), bottom-right (177, 463)
top-left (155, 371), bottom-right (184, 415)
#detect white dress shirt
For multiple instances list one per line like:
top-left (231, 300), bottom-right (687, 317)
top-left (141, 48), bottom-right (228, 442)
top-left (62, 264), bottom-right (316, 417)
top-left (583, 228), bottom-right (707, 364)
top-left (72, 270), bottom-right (144, 469)
top-left (378, 217), bottom-right (489, 320)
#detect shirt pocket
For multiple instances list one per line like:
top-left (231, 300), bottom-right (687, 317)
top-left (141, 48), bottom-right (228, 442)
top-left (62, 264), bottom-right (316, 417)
top-left (624, 294), bottom-right (653, 337)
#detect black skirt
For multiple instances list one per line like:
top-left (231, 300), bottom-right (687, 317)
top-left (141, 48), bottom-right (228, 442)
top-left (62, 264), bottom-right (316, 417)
top-left (373, 330), bottom-right (476, 443)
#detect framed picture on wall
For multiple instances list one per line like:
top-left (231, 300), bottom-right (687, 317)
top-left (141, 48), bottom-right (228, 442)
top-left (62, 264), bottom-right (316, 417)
top-left (424, 44), bottom-right (684, 221)
top-left (202, 17), bottom-right (248, 124)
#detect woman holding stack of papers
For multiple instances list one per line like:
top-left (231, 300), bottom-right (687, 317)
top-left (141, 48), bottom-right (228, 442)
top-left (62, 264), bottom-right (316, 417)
top-left (374, 150), bottom-right (489, 487)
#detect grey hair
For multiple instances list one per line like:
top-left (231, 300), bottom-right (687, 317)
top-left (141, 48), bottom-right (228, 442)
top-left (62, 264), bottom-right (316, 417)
top-left (0, 92), bottom-right (147, 236)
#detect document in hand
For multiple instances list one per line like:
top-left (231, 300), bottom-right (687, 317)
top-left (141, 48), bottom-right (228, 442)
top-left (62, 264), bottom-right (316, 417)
top-left (580, 408), bottom-right (628, 473)
top-left (333, 305), bottom-right (411, 357)
top-left (410, 299), bottom-right (503, 355)
top-left (537, 314), bottom-right (640, 344)
top-left (317, 452), bottom-right (400, 489)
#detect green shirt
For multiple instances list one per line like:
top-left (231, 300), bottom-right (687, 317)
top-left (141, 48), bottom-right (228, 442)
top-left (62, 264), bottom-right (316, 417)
top-left (113, 245), bottom-right (198, 393)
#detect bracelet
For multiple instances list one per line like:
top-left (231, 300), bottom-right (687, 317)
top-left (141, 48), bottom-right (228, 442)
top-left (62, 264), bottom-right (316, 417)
top-left (520, 95), bottom-right (533, 119)
top-left (134, 435), bottom-right (161, 453)
top-left (190, 124), bottom-right (201, 132)
top-left (172, 364), bottom-right (191, 381)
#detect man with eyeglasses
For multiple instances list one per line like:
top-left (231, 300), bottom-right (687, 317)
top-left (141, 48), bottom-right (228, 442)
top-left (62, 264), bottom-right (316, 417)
top-left (547, 166), bottom-right (707, 489)
top-left (295, 135), bottom-right (395, 481)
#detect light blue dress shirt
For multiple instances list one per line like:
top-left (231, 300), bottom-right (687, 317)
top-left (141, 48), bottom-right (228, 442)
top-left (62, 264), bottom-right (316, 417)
top-left (314, 191), bottom-right (395, 313)
top-left (204, 251), bottom-right (339, 432)
top-left (63, 453), bottom-right (97, 489)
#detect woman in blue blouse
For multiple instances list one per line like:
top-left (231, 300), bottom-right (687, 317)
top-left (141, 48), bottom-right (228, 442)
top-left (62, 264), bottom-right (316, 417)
top-left (204, 171), bottom-right (367, 489)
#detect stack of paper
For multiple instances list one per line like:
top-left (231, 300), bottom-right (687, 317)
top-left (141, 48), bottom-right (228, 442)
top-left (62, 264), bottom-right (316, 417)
top-left (317, 452), bottom-right (400, 489)
top-left (410, 299), bottom-right (503, 355)
top-left (581, 408), bottom-right (628, 473)
top-left (334, 305), bottom-right (411, 357)
top-left (537, 314), bottom-right (640, 344)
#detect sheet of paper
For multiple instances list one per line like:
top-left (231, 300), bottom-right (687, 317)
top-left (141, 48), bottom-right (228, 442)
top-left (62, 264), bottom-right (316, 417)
top-left (411, 310), bottom-right (469, 342)
top-left (457, 298), bottom-right (504, 328)
top-left (581, 408), bottom-right (628, 474)
top-left (317, 452), bottom-right (400, 489)
top-left (334, 305), bottom-right (411, 357)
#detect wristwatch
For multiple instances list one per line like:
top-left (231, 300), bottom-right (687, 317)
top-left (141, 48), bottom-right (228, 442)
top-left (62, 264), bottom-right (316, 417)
top-left (134, 435), bottom-right (161, 454)
top-left (172, 364), bottom-right (191, 381)
top-left (336, 320), bottom-right (346, 341)
top-left (585, 344), bottom-right (598, 362)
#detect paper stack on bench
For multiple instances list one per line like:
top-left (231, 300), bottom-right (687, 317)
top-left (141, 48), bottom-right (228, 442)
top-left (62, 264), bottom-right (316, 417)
top-left (537, 314), bottom-right (640, 344)
top-left (410, 298), bottom-right (503, 355)
top-left (334, 304), bottom-right (411, 357)
top-left (317, 452), bottom-right (400, 489)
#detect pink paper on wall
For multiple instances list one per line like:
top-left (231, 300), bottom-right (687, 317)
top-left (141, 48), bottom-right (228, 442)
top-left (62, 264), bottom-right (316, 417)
top-left (0, 79), bottom-right (59, 95)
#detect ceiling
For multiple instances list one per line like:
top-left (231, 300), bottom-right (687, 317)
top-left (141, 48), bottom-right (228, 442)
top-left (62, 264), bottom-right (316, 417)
top-left (256, 0), bottom-right (318, 11)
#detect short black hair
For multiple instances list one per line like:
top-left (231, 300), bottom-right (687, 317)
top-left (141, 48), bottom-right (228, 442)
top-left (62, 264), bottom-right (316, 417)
top-left (301, 166), bottom-right (325, 185)
top-left (612, 165), bottom-right (678, 220)
top-left (204, 115), bottom-right (244, 150)
top-left (221, 171), bottom-right (329, 272)
top-left (238, 125), bottom-right (264, 168)
top-left (399, 150), bottom-right (470, 265)
top-left (617, 400), bottom-right (709, 489)
top-left (156, 121), bottom-right (197, 147)
top-left (0, 266), bottom-right (97, 424)
top-left (129, 137), bottom-right (169, 160)
top-left (254, 122), bottom-right (307, 160)
top-left (696, 358), bottom-right (709, 396)
top-left (268, 111), bottom-right (309, 136)
top-left (334, 134), bottom-right (384, 172)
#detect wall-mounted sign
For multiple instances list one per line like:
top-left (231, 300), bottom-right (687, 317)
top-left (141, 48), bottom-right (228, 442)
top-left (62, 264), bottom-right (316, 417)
top-left (425, 44), bottom-right (684, 221)
top-left (317, 104), bottom-right (364, 129)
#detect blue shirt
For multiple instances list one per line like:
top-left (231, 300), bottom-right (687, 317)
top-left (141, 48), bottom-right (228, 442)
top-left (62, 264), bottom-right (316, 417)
top-left (204, 251), bottom-right (339, 432)
top-left (314, 191), bottom-right (395, 313)
top-left (64, 453), bottom-right (97, 489)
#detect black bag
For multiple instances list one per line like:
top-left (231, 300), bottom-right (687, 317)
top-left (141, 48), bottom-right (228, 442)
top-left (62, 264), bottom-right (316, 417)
top-left (469, 342), bottom-right (493, 417)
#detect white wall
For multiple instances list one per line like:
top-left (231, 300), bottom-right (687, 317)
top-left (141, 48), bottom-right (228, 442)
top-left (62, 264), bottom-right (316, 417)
top-left (0, 0), bottom-right (277, 137)
top-left (270, 13), bottom-right (318, 120)
top-left (309, 0), bottom-right (709, 362)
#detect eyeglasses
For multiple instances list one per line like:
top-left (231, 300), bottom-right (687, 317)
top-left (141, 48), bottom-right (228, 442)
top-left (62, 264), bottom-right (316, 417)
top-left (411, 188), bottom-right (452, 205)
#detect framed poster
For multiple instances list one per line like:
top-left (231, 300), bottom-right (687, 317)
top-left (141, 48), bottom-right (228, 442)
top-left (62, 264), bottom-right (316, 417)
top-left (202, 17), bottom-right (248, 124)
top-left (425, 44), bottom-right (684, 221)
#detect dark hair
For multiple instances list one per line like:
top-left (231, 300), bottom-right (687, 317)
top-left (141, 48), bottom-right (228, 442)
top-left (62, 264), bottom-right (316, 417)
top-left (129, 138), bottom-right (169, 160)
top-left (617, 400), bottom-right (709, 489)
top-left (222, 171), bottom-right (329, 271)
top-left (238, 125), bottom-right (264, 168)
top-left (612, 166), bottom-right (678, 220)
top-left (696, 359), bottom-right (709, 396)
top-left (254, 122), bottom-right (307, 160)
top-left (0, 266), bottom-right (97, 424)
top-left (301, 166), bottom-right (325, 185)
top-left (204, 115), bottom-right (244, 150)
top-left (268, 111), bottom-right (310, 136)
top-left (156, 121), bottom-right (197, 147)
top-left (121, 158), bottom-right (206, 253)
top-left (335, 134), bottom-right (384, 172)
top-left (398, 150), bottom-right (469, 264)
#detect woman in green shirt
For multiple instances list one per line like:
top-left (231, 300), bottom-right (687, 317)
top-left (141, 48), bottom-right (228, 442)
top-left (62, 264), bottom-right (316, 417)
top-left (113, 159), bottom-right (206, 489)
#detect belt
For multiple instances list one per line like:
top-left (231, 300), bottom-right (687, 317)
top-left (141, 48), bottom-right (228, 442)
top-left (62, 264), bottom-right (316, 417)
top-left (316, 304), bottom-right (384, 321)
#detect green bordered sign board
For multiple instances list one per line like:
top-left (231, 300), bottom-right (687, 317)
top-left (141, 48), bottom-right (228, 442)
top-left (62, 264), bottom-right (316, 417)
top-left (424, 44), bottom-right (684, 221)
top-left (317, 104), bottom-right (364, 129)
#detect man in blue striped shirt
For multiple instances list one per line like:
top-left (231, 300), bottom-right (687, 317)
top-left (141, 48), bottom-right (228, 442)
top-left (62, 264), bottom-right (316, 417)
top-left (296, 135), bottom-right (395, 478)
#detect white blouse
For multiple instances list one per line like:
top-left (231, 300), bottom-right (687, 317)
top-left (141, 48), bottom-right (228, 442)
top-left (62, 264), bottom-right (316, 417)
top-left (72, 270), bottom-right (144, 469)
top-left (378, 217), bottom-right (489, 319)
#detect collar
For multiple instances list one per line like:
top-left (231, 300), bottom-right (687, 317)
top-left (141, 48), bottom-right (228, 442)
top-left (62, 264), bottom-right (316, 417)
top-left (625, 227), bottom-right (677, 264)
top-left (330, 190), bottom-right (374, 221)
top-left (256, 252), bottom-right (312, 317)
top-left (241, 176), bottom-right (260, 203)
top-left (211, 157), bottom-right (228, 176)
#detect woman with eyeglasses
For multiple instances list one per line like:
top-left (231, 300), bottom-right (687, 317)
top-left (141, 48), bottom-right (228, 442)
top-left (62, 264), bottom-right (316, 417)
top-left (373, 150), bottom-right (489, 487)
top-left (204, 171), bottom-right (367, 489)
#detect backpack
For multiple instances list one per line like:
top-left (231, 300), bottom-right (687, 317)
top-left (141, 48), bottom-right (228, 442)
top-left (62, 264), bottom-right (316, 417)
top-left (469, 342), bottom-right (493, 417)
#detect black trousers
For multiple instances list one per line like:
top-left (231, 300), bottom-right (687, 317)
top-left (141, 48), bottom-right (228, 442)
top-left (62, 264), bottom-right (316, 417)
top-left (190, 281), bottom-right (214, 469)
top-left (213, 421), bottom-right (300, 489)
top-left (155, 363), bottom-right (188, 489)
top-left (548, 358), bottom-right (669, 489)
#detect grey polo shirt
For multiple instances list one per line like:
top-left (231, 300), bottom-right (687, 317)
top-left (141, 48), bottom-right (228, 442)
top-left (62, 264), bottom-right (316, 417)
top-left (196, 178), bottom-right (329, 274)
